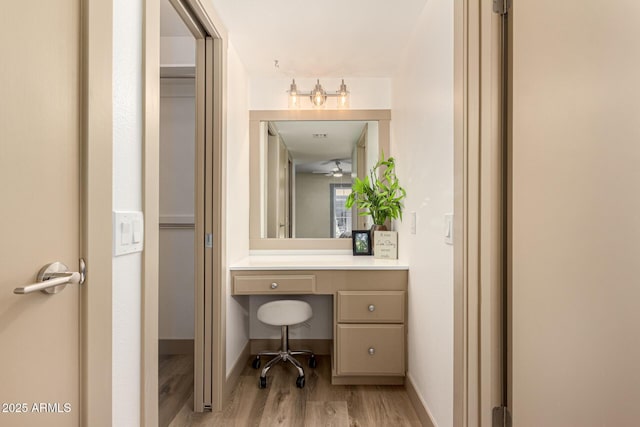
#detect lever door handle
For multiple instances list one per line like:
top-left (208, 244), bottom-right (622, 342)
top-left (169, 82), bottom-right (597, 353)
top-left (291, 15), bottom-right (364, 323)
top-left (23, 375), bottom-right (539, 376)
top-left (14, 260), bottom-right (86, 295)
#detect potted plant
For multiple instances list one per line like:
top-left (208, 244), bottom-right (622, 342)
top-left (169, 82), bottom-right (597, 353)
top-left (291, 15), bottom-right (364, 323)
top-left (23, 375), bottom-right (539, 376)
top-left (345, 153), bottom-right (407, 244)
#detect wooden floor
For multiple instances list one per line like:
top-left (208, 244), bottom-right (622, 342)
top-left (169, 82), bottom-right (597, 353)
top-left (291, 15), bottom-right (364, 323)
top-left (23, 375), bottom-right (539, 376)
top-left (162, 354), bottom-right (421, 427)
top-left (159, 354), bottom-right (195, 427)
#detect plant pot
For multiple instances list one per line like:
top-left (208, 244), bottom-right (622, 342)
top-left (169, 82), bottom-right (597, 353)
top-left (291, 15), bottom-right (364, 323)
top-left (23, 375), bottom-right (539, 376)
top-left (370, 224), bottom-right (388, 254)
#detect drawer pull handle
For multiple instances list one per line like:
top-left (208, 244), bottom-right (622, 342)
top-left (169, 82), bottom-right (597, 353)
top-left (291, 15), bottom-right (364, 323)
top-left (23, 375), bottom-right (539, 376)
top-left (270, 282), bottom-right (278, 289)
top-left (368, 347), bottom-right (375, 356)
top-left (368, 304), bottom-right (376, 312)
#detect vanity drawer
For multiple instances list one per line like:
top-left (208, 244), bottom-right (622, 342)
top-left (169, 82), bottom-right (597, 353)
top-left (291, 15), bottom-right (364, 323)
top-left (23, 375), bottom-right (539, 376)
top-left (233, 274), bottom-right (315, 294)
top-left (337, 291), bottom-right (405, 323)
top-left (336, 324), bottom-right (405, 375)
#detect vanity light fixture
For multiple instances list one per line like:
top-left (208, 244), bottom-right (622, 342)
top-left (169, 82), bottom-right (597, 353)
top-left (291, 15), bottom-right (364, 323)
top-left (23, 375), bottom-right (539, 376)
top-left (287, 79), bottom-right (350, 109)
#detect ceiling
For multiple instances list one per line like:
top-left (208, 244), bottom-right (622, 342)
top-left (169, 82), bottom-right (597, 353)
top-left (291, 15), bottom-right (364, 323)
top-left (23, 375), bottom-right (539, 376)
top-left (197, 0), bottom-right (427, 77)
top-left (161, 0), bottom-right (429, 76)
top-left (273, 121), bottom-right (367, 173)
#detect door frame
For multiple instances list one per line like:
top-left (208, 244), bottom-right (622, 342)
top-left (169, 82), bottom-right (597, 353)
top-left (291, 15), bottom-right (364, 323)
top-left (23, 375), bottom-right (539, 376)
top-left (141, 0), bottom-right (229, 422)
top-left (141, 0), bottom-right (159, 425)
top-left (453, 0), bottom-right (503, 426)
top-left (83, 0), bottom-right (115, 425)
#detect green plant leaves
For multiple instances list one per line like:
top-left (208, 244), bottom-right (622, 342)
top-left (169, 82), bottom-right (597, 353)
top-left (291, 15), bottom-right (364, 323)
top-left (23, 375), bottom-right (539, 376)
top-left (345, 153), bottom-right (407, 226)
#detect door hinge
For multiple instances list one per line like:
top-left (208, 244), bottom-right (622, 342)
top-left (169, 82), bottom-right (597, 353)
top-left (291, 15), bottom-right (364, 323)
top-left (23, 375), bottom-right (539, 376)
top-left (493, 0), bottom-right (511, 15)
top-left (492, 406), bottom-right (512, 427)
top-left (205, 233), bottom-right (213, 248)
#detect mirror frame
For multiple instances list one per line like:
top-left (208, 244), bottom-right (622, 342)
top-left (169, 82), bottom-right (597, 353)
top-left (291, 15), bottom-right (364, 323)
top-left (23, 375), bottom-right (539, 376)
top-left (249, 109), bottom-right (391, 250)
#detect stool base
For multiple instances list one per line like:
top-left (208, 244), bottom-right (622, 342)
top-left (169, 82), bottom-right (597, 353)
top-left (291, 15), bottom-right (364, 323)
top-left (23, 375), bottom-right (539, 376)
top-left (253, 326), bottom-right (316, 388)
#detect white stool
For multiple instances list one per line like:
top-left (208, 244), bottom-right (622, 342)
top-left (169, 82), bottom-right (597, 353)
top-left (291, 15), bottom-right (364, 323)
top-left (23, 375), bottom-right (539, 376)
top-left (253, 300), bottom-right (317, 389)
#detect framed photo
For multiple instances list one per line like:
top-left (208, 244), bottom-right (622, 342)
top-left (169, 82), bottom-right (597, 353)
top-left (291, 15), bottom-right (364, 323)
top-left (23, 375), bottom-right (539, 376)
top-left (352, 230), bottom-right (372, 256)
top-left (374, 231), bottom-right (398, 259)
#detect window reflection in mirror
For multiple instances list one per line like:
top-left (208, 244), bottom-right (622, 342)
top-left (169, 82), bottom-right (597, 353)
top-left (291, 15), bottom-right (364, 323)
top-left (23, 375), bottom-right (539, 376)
top-left (260, 120), bottom-right (379, 239)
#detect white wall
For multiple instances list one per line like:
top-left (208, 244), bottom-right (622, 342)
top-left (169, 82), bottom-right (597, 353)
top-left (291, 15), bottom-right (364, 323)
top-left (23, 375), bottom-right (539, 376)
top-left (250, 77), bottom-right (391, 110)
top-left (112, 0), bottom-right (142, 424)
top-left (391, 1), bottom-right (454, 426)
top-left (225, 41), bottom-right (251, 375)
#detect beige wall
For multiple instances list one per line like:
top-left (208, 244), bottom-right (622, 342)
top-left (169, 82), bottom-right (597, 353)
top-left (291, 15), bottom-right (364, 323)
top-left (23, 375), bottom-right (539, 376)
top-left (160, 36), bottom-right (195, 65)
top-left (391, 0), bottom-right (454, 425)
top-left (365, 121), bottom-right (379, 177)
top-left (159, 78), bottom-right (196, 340)
top-left (295, 173), bottom-right (335, 238)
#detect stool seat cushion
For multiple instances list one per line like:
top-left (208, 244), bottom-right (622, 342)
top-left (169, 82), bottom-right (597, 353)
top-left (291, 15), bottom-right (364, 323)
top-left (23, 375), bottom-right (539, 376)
top-left (257, 300), bottom-right (313, 326)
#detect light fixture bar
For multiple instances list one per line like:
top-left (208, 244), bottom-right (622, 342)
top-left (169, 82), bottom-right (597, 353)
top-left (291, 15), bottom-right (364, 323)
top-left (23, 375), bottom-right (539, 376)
top-left (287, 78), bottom-right (350, 108)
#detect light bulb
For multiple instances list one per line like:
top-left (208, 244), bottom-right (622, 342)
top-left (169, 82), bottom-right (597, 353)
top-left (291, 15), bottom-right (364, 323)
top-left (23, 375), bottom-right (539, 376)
top-left (288, 79), bottom-right (300, 109)
top-left (310, 79), bottom-right (326, 107)
top-left (289, 94), bottom-right (299, 108)
top-left (336, 79), bottom-right (350, 109)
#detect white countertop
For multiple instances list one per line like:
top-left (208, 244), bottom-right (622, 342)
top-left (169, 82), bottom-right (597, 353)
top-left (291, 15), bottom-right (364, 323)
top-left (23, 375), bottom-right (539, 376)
top-left (229, 254), bottom-right (409, 271)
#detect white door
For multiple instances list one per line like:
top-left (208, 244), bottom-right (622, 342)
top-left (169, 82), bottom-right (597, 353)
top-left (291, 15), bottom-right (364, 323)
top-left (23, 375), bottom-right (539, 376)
top-left (0, 1), bottom-right (82, 426)
top-left (511, 1), bottom-right (640, 425)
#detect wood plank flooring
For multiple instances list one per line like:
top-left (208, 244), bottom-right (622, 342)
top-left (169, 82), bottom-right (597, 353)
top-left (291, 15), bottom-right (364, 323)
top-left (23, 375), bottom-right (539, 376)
top-left (159, 354), bottom-right (195, 427)
top-left (164, 355), bottom-right (421, 427)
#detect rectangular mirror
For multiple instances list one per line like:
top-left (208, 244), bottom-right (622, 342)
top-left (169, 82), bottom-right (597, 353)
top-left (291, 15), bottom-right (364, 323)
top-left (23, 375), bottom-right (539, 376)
top-left (250, 110), bottom-right (390, 250)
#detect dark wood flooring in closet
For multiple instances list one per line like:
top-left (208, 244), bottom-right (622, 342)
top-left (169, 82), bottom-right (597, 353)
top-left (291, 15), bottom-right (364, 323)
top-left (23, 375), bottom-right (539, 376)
top-left (161, 355), bottom-right (421, 427)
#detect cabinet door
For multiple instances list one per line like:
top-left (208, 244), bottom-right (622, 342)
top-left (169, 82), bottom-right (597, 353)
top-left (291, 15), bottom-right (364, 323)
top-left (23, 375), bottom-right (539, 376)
top-left (336, 324), bottom-right (405, 375)
top-left (337, 291), bottom-right (405, 323)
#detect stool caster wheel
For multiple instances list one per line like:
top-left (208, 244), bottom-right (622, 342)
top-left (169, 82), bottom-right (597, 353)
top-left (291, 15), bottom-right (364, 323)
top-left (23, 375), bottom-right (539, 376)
top-left (296, 376), bottom-right (305, 389)
top-left (308, 355), bottom-right (317, 368)
top-left (258, 376), bottom-right (267, 389)
top-left (252, 357), bottom-right (261, 369)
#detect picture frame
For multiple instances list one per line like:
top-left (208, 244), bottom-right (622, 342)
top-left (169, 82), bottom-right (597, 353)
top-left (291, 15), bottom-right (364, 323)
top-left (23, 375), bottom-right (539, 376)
top-left (374, 230), bottom-right (398, 259)
top-left (352, 230), bottom-right (372, 256)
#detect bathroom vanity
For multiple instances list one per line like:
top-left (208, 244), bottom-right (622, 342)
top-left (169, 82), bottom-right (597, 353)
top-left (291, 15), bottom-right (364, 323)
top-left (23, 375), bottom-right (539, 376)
top-left (230, 255), bottom-right (409, 385)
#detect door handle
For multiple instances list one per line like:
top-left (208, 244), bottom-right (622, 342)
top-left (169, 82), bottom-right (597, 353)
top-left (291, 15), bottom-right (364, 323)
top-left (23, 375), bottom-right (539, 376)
top-left (14, 260), bottom-right (86, 295)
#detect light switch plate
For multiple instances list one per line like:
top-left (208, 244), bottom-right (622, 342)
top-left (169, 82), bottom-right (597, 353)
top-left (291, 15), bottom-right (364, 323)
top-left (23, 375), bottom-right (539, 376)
top-left (410, 212), bottom-right (417, 235)
top-left (113, 211), bottom-right (144, 256)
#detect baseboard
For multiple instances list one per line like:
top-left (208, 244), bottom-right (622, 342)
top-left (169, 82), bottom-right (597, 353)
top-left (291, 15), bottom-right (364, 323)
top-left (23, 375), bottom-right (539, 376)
top-left (330, 375), bottom-right (405, 385)
top-left (223, 340), bottom-right (251, 406)
top-left (405, 375), bottom-right (438, 427)
top-left (250, 338), bottom-right (331, 355)
top-left (159, 339), bottom-right (194, 355)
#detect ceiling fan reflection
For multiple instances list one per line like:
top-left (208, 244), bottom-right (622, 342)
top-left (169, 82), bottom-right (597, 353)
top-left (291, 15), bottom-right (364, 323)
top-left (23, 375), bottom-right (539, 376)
top-left (312, 160), bottom-right (345, 177)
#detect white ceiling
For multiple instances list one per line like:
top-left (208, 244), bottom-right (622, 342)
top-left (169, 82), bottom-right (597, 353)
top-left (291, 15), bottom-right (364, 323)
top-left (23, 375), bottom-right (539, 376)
top-left (209, 0), bottom-right (428, 77)
top-left (273, 121), bottom-right (367, 173)
top-left (161, 0), bottom-right (428, 77)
